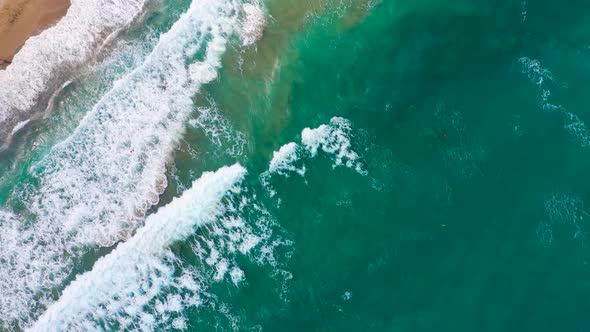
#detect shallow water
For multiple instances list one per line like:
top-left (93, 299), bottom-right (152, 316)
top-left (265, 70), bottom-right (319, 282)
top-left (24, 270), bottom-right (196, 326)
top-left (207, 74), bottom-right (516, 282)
top-left (1, 0), bottom-right (590, 330)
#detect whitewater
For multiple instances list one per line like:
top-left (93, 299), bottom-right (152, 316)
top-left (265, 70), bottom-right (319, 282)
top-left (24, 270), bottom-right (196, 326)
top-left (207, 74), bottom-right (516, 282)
top-left (261, 117), bottom-right (367, 197)
top-left (0, 0), bottom-right (146, 150)
top-left (0, 0), bottom-right (266, 329)
top-left (29, 164), bottom-right (247, 331)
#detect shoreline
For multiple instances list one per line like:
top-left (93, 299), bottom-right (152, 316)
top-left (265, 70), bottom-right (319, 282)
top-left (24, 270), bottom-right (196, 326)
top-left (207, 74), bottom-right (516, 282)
top-left (0, 0), bottom-right (71, 69)
top-left (0, 0), bottom-right (146, 151)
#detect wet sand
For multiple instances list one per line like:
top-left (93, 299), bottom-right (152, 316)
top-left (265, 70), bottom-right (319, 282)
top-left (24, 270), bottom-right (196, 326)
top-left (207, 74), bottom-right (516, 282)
top-left (0, 0), bottom-right (70, 69)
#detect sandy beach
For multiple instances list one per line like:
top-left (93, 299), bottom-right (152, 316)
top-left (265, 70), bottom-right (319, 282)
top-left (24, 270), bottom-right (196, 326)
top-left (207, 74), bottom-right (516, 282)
top-left (0, 0), bottom-right (70, 68)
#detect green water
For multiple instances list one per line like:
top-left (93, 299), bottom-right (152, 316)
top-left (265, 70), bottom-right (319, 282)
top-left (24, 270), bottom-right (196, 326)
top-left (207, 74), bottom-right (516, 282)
top-left (2, 0), bottom-right (590, 330)
top-left (198, 1), bottom-right (590, 330)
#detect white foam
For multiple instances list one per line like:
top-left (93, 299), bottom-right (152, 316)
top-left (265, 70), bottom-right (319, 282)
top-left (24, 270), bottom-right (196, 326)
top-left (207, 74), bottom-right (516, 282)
top-left (10, 119), bottom-right (31, 134)
top-left (519, 57), bottom-right (590, 148)
top-left (519, 57), bottom-right (554, 86)
top-left (29, 164), bottom-right (247, 331)
top-left (0, 0), bottom-right (250, 328)
top-left (172, 317), bottom-right (188, 330)
top-left (269, 142), bottom-right (306, 177)
top-left (29, 166), bottom-right (293, 330)
top-left (0, 0), bottom-right (147, 149)
top-left (564, 111), bottom-right (590, 147)
top-left (214, 259), bottom-right (230, 280)
top-left (261, 117), bottom-right (366, 198)
top-left (301, 117), bottom-right (366, 175)
top-left (230, 267), bottom-right (246, 285)
top-left (189, 103), bottom-right (247, 157)
top-left (241, 3), bottom-right (266, 46)
top-left (342, 291), bottom-right (353, 301)
top-left (189, 184), bottom-right (294, 285)
top-left (518, 57), bottom-right (561, 111)
top-left (267, 117), bottom-right (366, 177)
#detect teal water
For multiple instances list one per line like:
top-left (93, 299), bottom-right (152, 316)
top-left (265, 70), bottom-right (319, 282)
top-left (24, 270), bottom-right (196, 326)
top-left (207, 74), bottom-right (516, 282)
top-left (2, 0), bottom-right (590, 330)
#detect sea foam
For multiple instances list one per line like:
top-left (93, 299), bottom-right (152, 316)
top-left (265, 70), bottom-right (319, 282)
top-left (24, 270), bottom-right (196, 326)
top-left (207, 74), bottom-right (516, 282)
top-left (301, 117), bottom-right (366, 175)
top-left (0, 0), bottom-right (264, 328)
top-left (28, 161), bottom-right (292, 330)
top-left (519, 57), bottom-right (590, 147)
top-left (241, 3), bottom-right (266, 46)
top-left (0, 0), bottom-right (146, 150)
top-left (261, 117), bottom-right (366, 197)
top-left (269, 142), bottom-right (306, 177)
top-left (29, 164), bottom-right (247, 331)
top-left (268, 117), bottom-right (366, 176)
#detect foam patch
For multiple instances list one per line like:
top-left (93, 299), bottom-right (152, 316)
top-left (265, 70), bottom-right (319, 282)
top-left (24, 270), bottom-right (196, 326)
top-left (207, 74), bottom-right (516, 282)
top-left (261, 117), bottom-right (367, 197)
top-left (519, 57), bottom-right (590, 147)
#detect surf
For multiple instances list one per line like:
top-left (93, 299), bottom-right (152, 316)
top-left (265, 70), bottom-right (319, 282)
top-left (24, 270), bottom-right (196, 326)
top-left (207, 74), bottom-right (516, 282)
top-left (29, 164), bottom-right (247, 331)
top-left (0, 0), bottom-right (266, 328)
top-left (261, 117), bottom-right (367, 197)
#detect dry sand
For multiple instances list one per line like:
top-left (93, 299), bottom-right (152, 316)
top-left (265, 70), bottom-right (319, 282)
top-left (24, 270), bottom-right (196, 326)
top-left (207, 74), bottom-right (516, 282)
top-left (0, 0), bottom-right (70, 68)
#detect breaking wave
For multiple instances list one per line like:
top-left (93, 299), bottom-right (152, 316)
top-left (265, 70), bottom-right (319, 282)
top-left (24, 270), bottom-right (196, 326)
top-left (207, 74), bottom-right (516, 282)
top-left (30, 164), bottom-right (246, 331)
top-left (30, 160), bottom-right (293, 331)
top-left (0, 0), bottom-right (267, 329)
top-left (261, 117), bottom-right (367, 197)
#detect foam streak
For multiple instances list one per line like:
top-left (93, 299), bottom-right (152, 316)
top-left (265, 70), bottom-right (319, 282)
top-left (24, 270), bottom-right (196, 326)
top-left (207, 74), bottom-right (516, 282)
top-left (29, 164), bottom-right (247, 331)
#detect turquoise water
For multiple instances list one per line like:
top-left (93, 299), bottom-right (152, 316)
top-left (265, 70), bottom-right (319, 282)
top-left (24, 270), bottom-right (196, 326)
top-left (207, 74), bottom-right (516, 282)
top-left (2, 0), bottom-right (590, 330)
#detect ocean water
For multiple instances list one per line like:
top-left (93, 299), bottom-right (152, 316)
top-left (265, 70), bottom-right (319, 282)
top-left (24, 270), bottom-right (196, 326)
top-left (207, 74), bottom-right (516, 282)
top-left (1, 0), bottom-right (590, 330)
